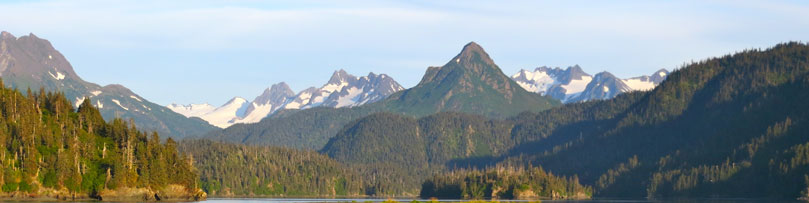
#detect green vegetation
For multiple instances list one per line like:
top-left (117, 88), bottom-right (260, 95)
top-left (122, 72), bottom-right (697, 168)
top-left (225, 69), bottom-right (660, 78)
top-left (318, 42), bottom-right (809, 199)
top-left (321, 112), bottom-right (516, 195)
top-left (0, 81), bottom-right (200, 199)
top-left (206, 106), bottom-right (380, 149)
top-left (499, 42), bottom-right (809, 199)
top-left (178, 139), bottom-right (365, 197)
top-left (420, 166), bottom-right (591, 199)
top-left (381, 42), bottom-right (559, 118)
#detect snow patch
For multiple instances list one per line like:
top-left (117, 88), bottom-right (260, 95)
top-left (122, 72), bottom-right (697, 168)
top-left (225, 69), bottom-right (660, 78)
top-left (561, 76), bottom-right (592, 95)
top-left (197, 98), bottom-right (248, 128)
top-left (284, 101), bottom-right (302, 109)
top-left (129, 95), bottom-right (142, 102)
top-left (91, 91), bottom-right (102, 96)
top-left (168, 98), bottom-right (250, 128)
top-left (285, 92), bottom-right (312, 109)
top-left (335, 87), bottom-right (362, 108)
top-left (622, 78), bottom-right (656, 91)
top-left (321, 82), bottom-right (348, 93)
top-left (658, 72), bottom-right (667, 77)
top-left (111, 99), bottom-right (128, 111)
top-left (603, 86), bottom-right (610, 92)
top-left (48, 55), bottom-right (52, 59)
top-left (96, 100), bottom-right (103, 108)
top-left (167, 103), bottom-right (216, 118)
top-left (74, 97), bottom-right (85, 108)
top-left (297, 92), bottom-right (312, 101)
top-left (48, 71), bottom-right (65, 80)
top-left (237, 103), bottom-right (273, 124)
top-left (309, 95), bottom-right (326, 107)
top-left (511, 69), bottom-right (561, 95)
top-left (514, 81), bottom-right (538, 92)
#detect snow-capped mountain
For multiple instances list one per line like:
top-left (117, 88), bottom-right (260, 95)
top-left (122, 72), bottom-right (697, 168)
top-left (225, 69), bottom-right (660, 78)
top-left (510, 65), bottom-right (593, 102)
top-left (567, 72), bottom-right (631, 102)
top-left (166, 103), bottom-right (216, 118)
top-left (621, 69), bottom-right (668, 91)
top-left (169, 69), bottom-right (405, 128)
top-left (167, 97), bottom-right (250, 128)
top-left (511, 66), bottom-right (669, 103)
top-left (238, 82), bottom-right (296, 124)
top-left (290, 70), bottom-right (404, 109)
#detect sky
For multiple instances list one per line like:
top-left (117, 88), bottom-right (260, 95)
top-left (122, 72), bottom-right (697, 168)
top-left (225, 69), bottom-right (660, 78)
top-left (1, 0), bottom-right (808, 106)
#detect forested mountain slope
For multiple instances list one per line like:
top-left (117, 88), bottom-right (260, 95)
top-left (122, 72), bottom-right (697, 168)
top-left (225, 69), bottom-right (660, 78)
top-left (178, 140), bottom-right (365, 197)
top-left (504, 42), bottom-right (809, 198)
top-left (0, 80), bottom-right (204, 200)
top-left (321, 42), bottom-right (809, 199)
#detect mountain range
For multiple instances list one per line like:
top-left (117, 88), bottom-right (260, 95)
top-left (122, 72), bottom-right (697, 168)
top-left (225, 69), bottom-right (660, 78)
top-left (168, 70), bottom-right (404, 128)
top-left (511, 65), bottom-right (668, 103)
top-left (203, 42), bottom-right (561, 149)
top-left (0, 31), bottom-right (216, 139)
top-left (174, 43), bottom-right (667, 128)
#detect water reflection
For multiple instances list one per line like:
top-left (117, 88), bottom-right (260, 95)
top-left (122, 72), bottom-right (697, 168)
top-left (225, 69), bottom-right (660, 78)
top-left (200, 198), bottom-right (799, 203)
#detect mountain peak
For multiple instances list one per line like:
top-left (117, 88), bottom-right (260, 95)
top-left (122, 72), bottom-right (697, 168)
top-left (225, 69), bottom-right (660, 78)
top-left (461, 41), bottom-right (484, 53)
top-left (566, 65), bottom-right (591, 77)
top-left (226, 97), bottom-right (248, 104)
top-left (650, 69), bottom-right (669, 84)
top-left (593, 71), bottom-right (617, 79)
top-left (1, 31), bottom-right (14, 40)
top-left (101, 84), bottom-right (136, 95)
top-left (386, 41), bottom-right (559, 118)
top-left (269, 82), bottom-right (293, 93)
top-left (1, 31), bottom-right (80, 82)
top-left (253, 82), bottom-right (295, 105)
top-left (328, 69), bottom-right (354, 84)
top-left (534, 66), bottom-right (556, 73)
top-left (453, 41), bottom-right (495, 66)
top-left (568, 64), bottom-right (583, 73)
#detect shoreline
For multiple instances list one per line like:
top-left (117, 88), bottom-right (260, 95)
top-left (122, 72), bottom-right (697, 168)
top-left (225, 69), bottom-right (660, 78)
top-left (0, 184), bottom-right (206, 202)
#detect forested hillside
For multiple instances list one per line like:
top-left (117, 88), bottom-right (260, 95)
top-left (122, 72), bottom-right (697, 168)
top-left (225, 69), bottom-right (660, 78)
top-left (322, 42), bottom-right (809, 199)
top-left (321, 112), bottom-right (516, 195)
top-left (503, 42), bottom-right (809, 199)
top-left (0, 81), bottom-right (204, 200)
top-left (178, 140), bottom-right (365, 197)
top-left (420, 166), bottom-right (591, 199)
top-left (206, 106), bottom-right (379, 149)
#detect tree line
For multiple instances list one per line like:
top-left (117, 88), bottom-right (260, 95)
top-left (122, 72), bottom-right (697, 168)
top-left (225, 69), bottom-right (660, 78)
top-left (0, 81), bottom-right (199, 199)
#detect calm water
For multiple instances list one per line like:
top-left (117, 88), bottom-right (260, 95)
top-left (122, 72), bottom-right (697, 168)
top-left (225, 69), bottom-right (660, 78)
top-left (199, 198), bottom-right (801, 203)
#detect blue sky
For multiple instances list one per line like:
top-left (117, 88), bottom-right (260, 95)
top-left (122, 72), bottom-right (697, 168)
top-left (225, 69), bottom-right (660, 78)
top-left (1, 0), bottom-right (808, 106)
